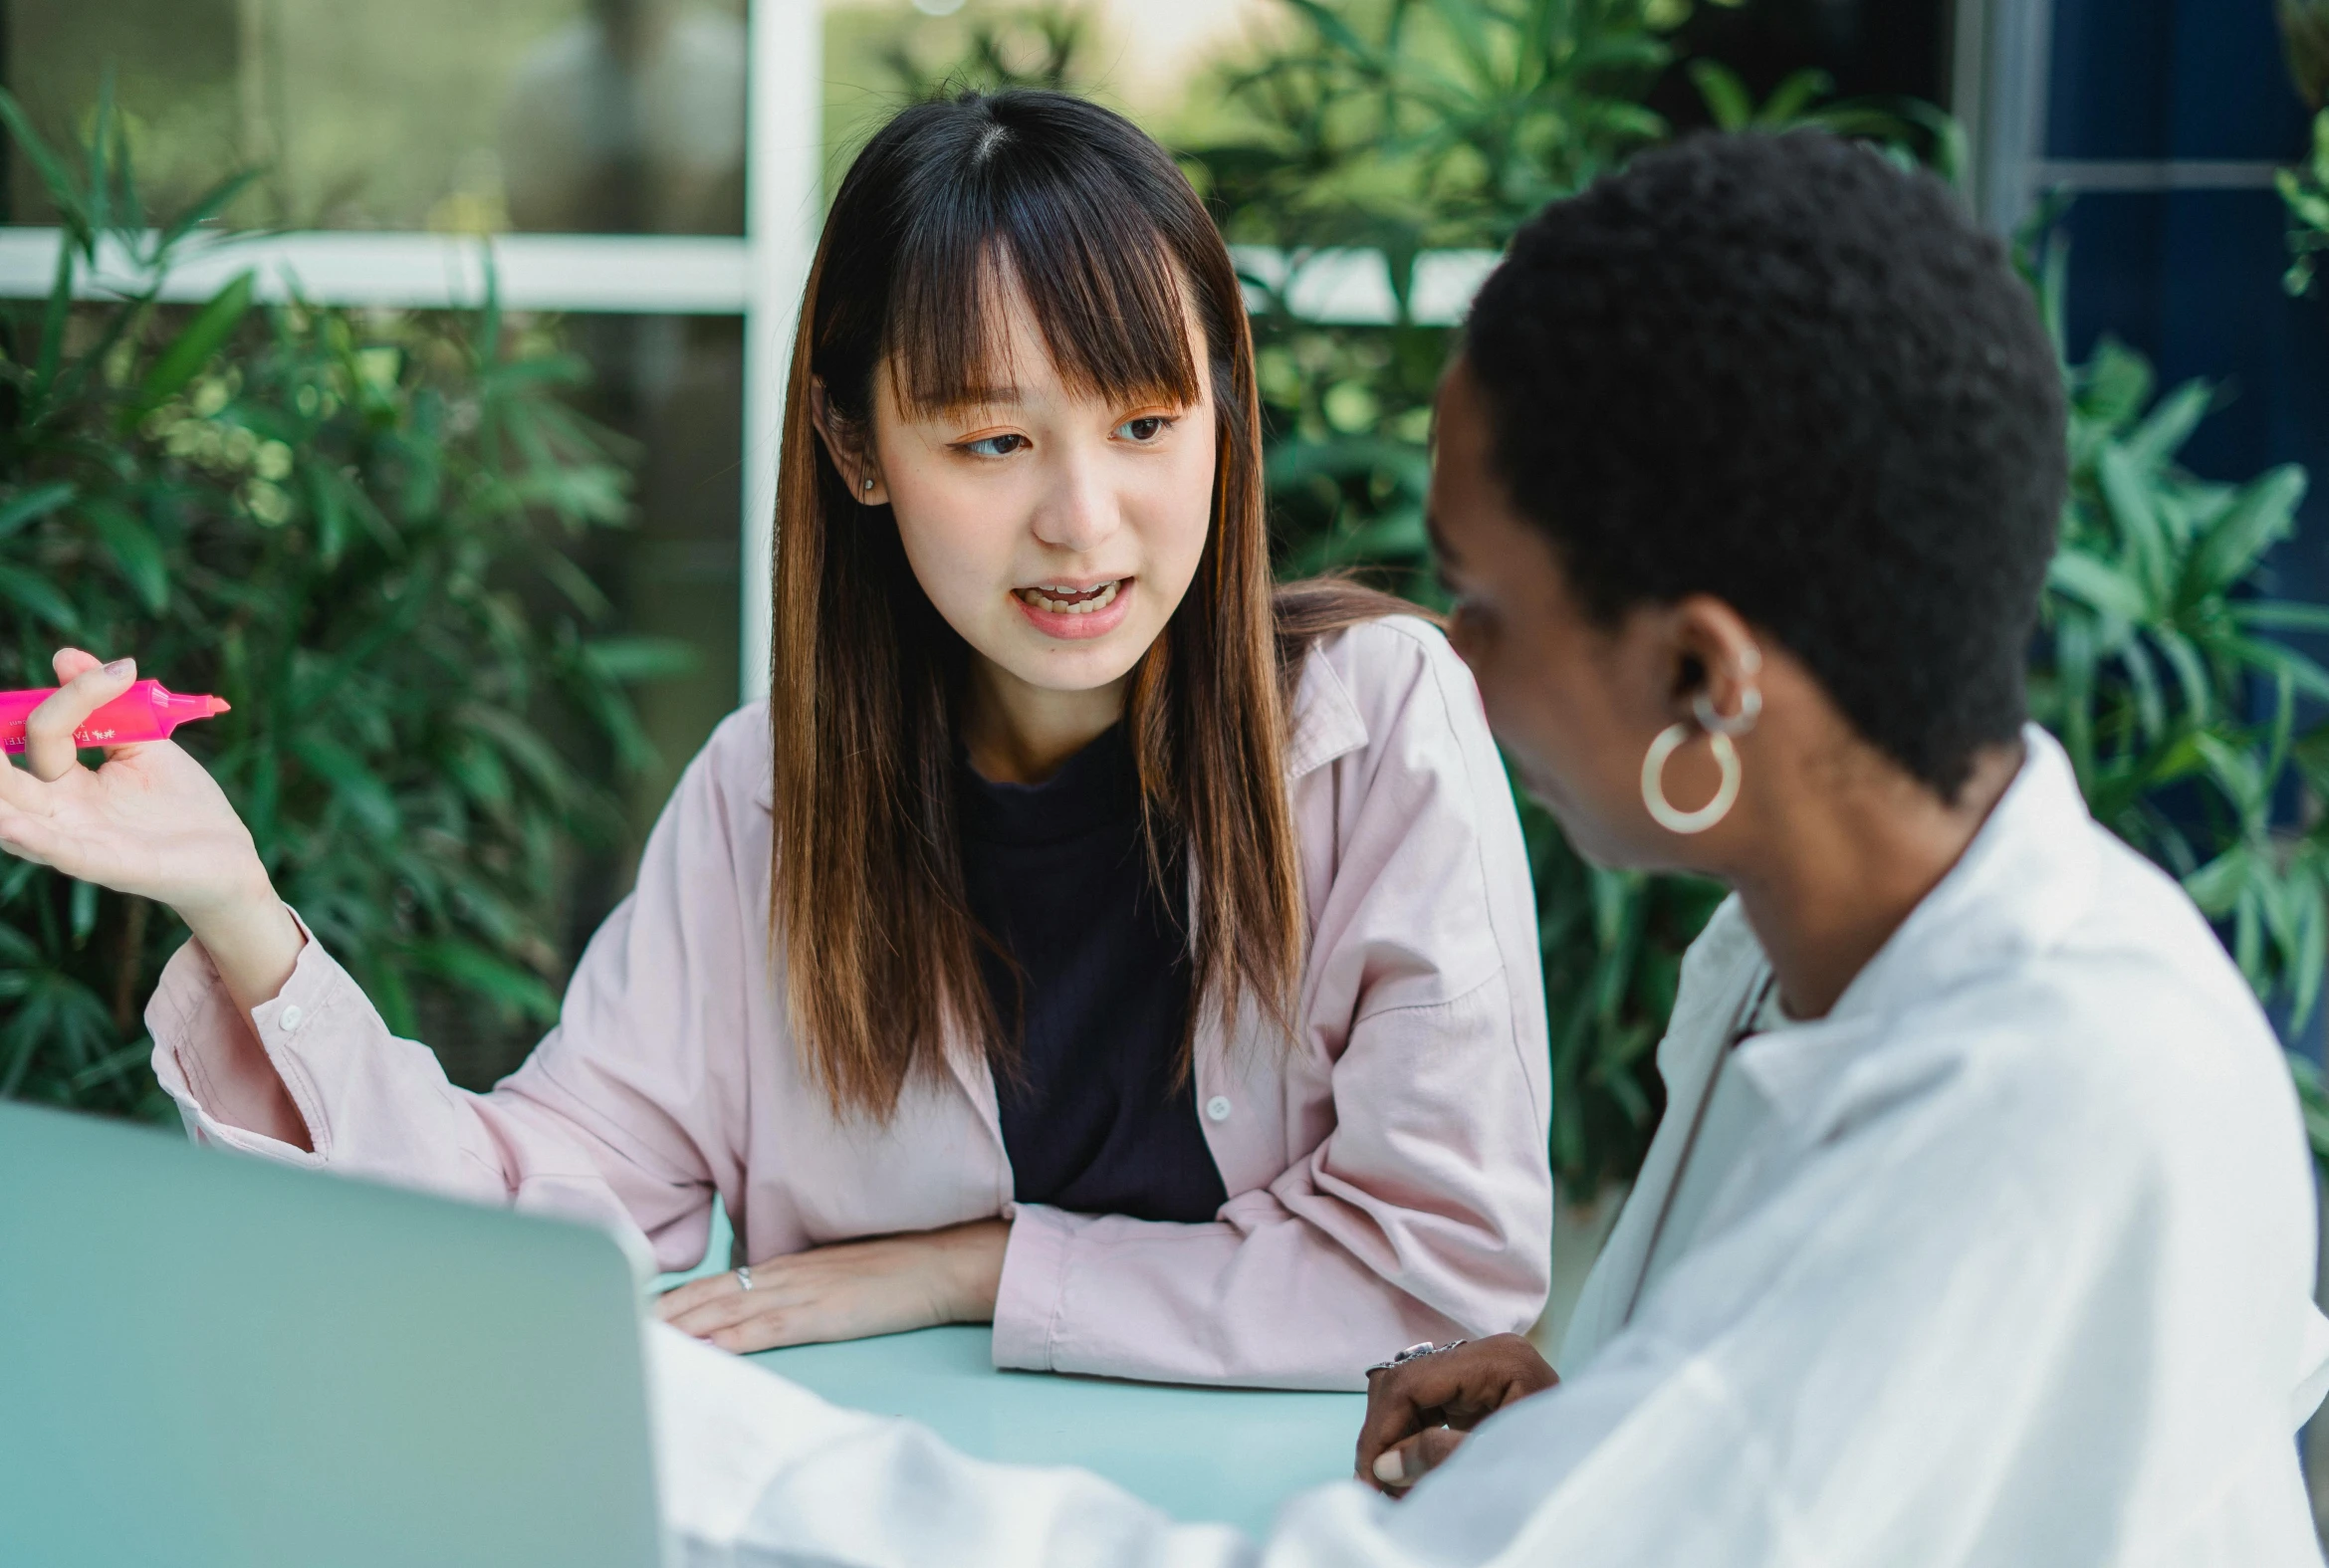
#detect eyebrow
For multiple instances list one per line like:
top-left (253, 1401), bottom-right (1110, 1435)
top-left (943, 386), bottom-right (1026, 410)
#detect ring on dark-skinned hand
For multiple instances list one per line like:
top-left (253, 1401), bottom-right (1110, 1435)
top-left (1366, 1339), bottom-right (1466, 1376)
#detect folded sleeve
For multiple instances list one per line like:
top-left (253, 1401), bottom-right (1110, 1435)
top-left (646, 1325), bottom-right (1261, 1568)
top-left (993, 622), bottom-right (1554, 1390)
top-left (649, 1323), bottom-right (1527, 1568)
top-left (146, 711), bottom-right (767, 1272)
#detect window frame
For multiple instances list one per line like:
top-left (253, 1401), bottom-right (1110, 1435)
top-left (0, 0), bottom-right (1486, 699)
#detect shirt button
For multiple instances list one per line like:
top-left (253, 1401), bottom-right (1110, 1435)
top-left (278, 1005), bottom-right (305, 1031)
top-left (1205, 1095), bottom-right (1232, 1123)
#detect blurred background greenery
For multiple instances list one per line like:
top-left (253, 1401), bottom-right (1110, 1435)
top-left (0, 95), bottom-right (694, 1110)
top-left (7, 0), bottom-right (2329, 1206)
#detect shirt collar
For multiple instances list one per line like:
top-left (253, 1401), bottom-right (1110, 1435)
top-left (1282, 642), bottom-right (1369, 780)
top-left (1730, 726), bottom-right (2101, 1115)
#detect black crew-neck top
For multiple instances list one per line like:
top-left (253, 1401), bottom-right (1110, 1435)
top-left (954, 724), bottom-right (1229, 1225)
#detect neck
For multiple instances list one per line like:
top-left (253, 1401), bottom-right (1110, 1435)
top-left (1729, 737), bottom-right (2024, 1019)
top-left (961, 657), bottom-right (1129, 784)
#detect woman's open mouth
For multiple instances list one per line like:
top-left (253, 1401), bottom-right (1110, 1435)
top-left (1012, 577), bottom-right (1133, 640)
top-left (1017, 580), bottom-right (1120, 614)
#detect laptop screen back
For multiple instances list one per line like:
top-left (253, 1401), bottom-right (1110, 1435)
top-left (0, 1100), bottom-right (662, 1568)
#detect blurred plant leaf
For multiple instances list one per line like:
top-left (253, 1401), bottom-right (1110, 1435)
top-left (122, 270), bottom-right (255, 430)
top-left (0, 86), bottom-right (670, 1122)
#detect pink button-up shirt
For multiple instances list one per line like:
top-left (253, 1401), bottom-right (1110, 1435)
top-left (148, 615), bottom-right (1551, 1390)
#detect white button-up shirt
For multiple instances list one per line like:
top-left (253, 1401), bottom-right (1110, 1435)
top-left (650, 728), bottom-right (2329, 1566)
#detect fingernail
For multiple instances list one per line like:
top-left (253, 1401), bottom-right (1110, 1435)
top-left (1372, 1450), bottom-right (1405, 1484)
top-left (103, 659), bottom-right (133, 678)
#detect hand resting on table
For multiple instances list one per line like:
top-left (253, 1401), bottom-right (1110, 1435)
top-left (658, 1218), bottom-right (1010, 1354)
top-left (1356, 1333), bottom-right (1560, 1495)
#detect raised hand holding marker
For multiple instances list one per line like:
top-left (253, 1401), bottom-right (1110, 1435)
top-left (0, 680), bottom-right (230, 755)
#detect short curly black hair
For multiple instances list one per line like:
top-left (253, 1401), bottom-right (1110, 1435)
top-left (1463, 129), bottom-right (2067, 800)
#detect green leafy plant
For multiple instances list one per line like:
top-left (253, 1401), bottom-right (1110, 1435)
top-left (0, 90), bottom-right (685, 1115)
top-left (1190, 0), bottom-right (1674, 264)
top-left (1684, 61), bottom-right (1965, 178)
top-left (2024, 225), bottom-right (2329, 1053)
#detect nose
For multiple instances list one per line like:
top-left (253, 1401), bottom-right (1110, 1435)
top-left (1029, 443), bottom-right (1120, 558)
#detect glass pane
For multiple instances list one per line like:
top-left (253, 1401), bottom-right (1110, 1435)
top-left (578, 313), bottom-right (748, 854)
top-left (435, 310), bottom-right (744, 1090)
top-left (5, 0), bottom-right (748, 234)
top-left (571, 311), bottom-right (746, 1043)
top-left (818, 0), bottom-right (1264, 178)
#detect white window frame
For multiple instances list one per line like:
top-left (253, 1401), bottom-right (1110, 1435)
top-left (0, 0), bottom-right (820, 702)
top-left (33, 1), bottom-right (2247, 692)
top-left (0, 0), bottom-right (1486, 700)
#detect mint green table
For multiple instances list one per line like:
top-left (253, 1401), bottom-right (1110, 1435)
top-left (747, 1327), bottom-right (1367, 1536)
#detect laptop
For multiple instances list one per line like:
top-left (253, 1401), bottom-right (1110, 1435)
top-left (0, 1098), bottom-right (664, 1568)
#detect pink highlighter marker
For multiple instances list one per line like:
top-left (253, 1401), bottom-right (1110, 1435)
top-left (0, 680), bottom-right (231, 755)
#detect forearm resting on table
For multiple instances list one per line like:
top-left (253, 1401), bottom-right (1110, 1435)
top-left (179, 885), bottom-right (312, 1150)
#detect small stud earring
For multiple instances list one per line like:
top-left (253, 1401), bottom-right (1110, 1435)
top-left (862, 478), bottom-right (874, 493)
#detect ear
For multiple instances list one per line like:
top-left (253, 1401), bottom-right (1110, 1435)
top-left (808, 376), bottom-right (889, 506)
top-left (1665, 595), bottom-right (1764, 731)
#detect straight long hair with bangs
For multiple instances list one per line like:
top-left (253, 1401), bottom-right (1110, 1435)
top-left (770, 89), bottom-right (1403, 1120)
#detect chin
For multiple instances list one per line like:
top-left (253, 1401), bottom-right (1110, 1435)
top-left (1539, 803), bottom-right (1623, 869)
top-left (1514, 763), bottom-right (1635, 871)
top-left (1003, 635), bottom-right (1154, 694)
top-left (1508, 754), bottom-right (1568, 817)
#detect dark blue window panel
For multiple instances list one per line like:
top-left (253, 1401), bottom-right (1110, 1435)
top-left (2046, 0), bottom-right (2175, 159)
top-left (2047, 0), bottom-right (2311, 160)
top-left (2058, 186), bottom-right (2329, 601)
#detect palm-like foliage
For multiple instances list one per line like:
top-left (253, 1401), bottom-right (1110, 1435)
top-left (1193, 0), bottom-right (1672, 264)
top-left (2026, 230), bottom-right (2329, 1025)
top-left (0, 93), bottom-right (683, 1114)
top-left (1685, 60), bottom-right (1965, 178)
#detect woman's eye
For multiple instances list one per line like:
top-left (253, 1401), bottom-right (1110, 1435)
top-left (962, 433), bottom-right (1029, 457)
top-left (1115, 415), bottom-right (1172, 442)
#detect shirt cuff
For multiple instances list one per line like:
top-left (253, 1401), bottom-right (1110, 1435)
top-left (645, 1323), bottom-right (890, 1550)
top-left (990, 1203), bottom-right (1076, 1372)
top-left (145, 903), bottom-right (348, 1161)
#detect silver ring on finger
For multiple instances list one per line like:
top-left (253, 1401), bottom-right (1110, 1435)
top-left (734, 1265), bottom-right (753, 1292)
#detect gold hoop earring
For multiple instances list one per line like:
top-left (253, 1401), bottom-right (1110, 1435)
top-left (1642, 724), bottom-right (1742, 835)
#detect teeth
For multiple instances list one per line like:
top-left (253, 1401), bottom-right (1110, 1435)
top-left (1021, 579), bottom-right (1121, 615)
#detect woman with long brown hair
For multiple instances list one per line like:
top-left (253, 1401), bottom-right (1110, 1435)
top-left (2, 89), bottom-right (1550, 1388)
